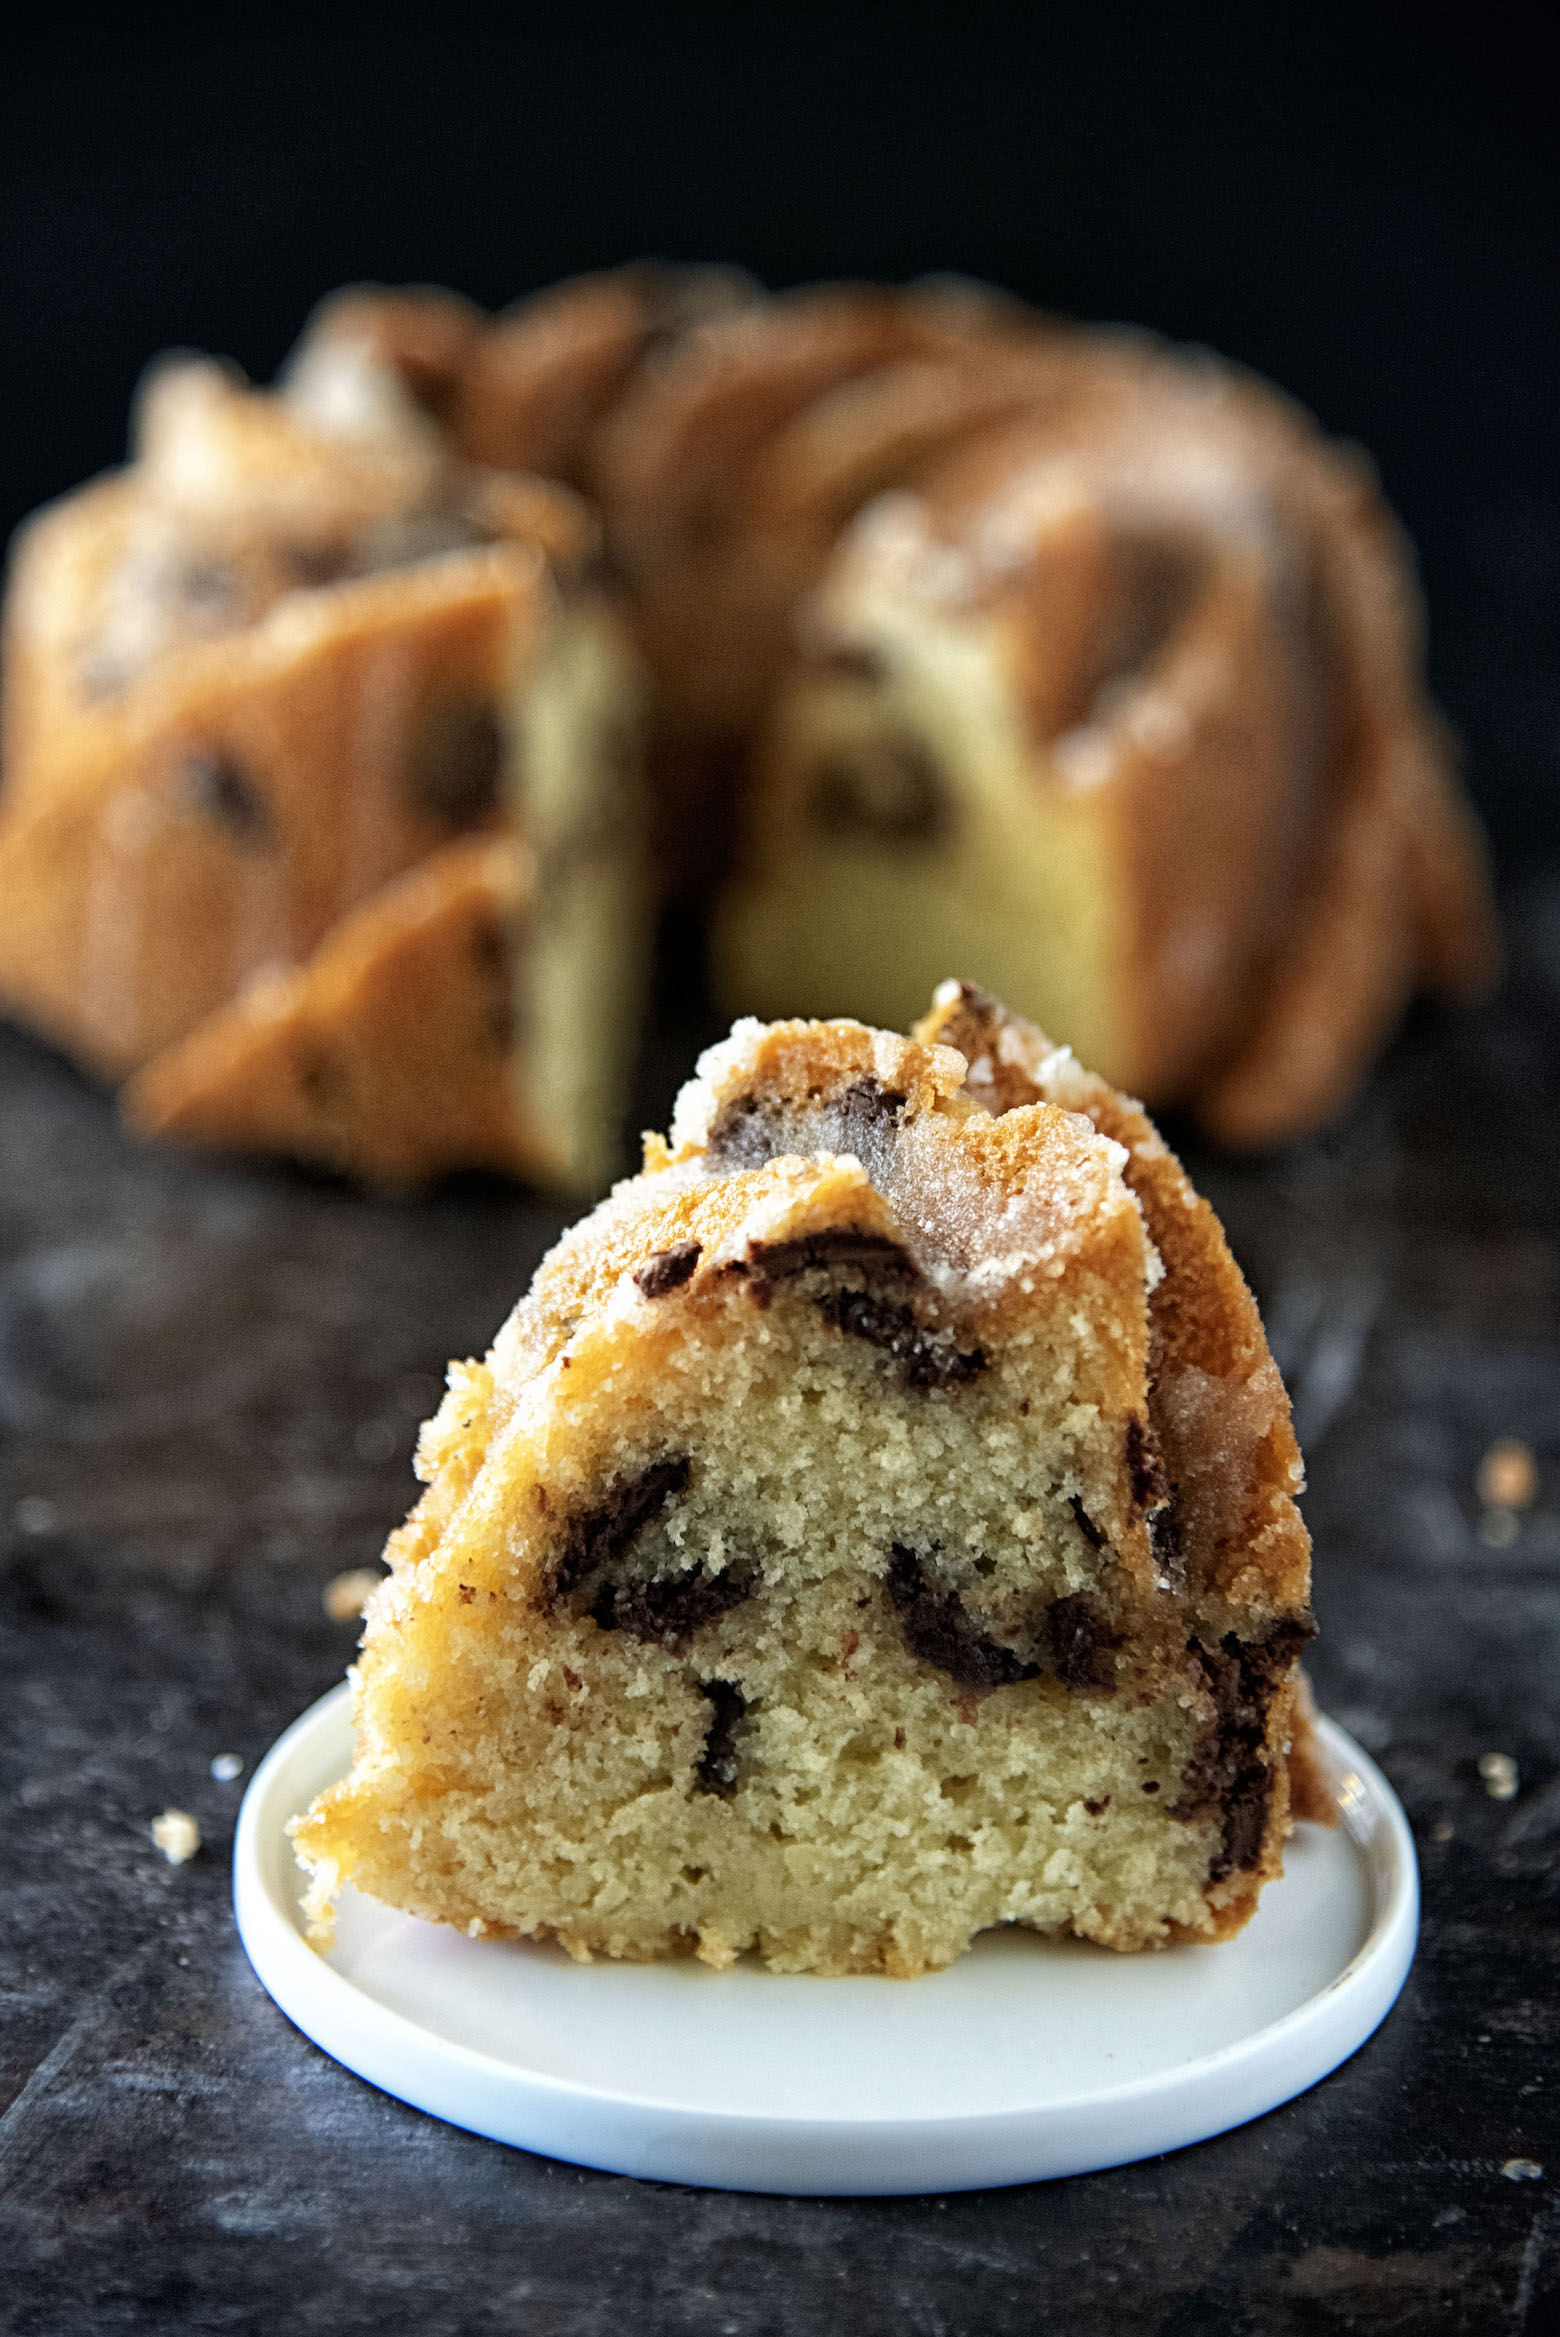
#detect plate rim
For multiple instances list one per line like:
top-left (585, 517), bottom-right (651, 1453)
top-left (233, 1682), bottom-right (1419, 2189)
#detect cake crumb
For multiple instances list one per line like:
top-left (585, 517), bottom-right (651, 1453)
top-left (1478, 1751), bottom-right (1519, 1801)
top-left (1501, 2159), bottom-right (1544, 2182)
top-left (1431, 1819), bottom-right (1454, 1844)
top-left (152, 1810), bottom-right (200, 1865)
top-left (1479, 1507), bottom-right (1520, 1548)
top-left (324, 1567), bottom-right (384, 1621)
top-left (210, 1753), bottom-right (243, 1783)
top-left (1477, 1438), bottom-right (1537, 1511)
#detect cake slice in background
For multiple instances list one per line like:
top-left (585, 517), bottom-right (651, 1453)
top-left (293, 987), bottom-right (1327, 1976)
top-left (0, 352), bottom-right (647, 1189)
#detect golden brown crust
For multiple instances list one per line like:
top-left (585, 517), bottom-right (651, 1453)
top-left (916, 981), bottom-right (1318, 1888)
top-left (915, 981), bottom-right (1310, 1623)
top-left (288, 284), bottom-right (485, 426)
top-left (279, 272), bottom-right (1496, 1139)
top-left (0, 546), bottom-right (540, 1076)
top-left (124, 836), bottom-right (548, 1186)
top-left (3, 270), bottom-right (1500, 1187)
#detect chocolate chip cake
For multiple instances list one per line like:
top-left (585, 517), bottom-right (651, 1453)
top-left (0, 352), bottom-right (646, 1188)
top-left (287, 268), bottom-right (1496, 1147)
top-left (0, 270), bottom-right (1498, 1179)
top-left (292, 987), bottom-right (1326, 1975)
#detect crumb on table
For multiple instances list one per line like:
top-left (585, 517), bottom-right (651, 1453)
top-left (1477, 1437), bottom-right (1537, 1512)
top-left (151, 1809), bottom-right (201, 1864)
top-left (323, 1567), bottom-right (385, 1622)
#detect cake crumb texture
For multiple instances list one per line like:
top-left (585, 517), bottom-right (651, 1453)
top-left (293, 988), bottom-right (1321, 1975)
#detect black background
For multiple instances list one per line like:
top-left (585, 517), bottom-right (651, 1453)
top-left (3, 4), bottom-right (1557, 864)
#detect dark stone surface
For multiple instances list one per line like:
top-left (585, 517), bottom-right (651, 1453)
top-left (3, 887), bottom-right (1559, 2335)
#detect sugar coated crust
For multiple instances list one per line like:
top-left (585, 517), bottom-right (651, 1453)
top-left (293, 989), bottom-right (1325, 1976)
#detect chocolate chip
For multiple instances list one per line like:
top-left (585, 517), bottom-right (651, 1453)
top-left (1171, 1621), bottom-right (1316, 1879)
top-left (745, 1225), bottom-right (918, 1284)
top-left (705, 1079), bottom-right (910, 1176)
top-left (1083, 1796), bottom-right (1110, 1816)
top-left (469, 917), bottom-right (515, 1052)
top-left (1147, 1497), bottom-right (1184, 1583)
top-left (179, 753), bottom-right (272, 846)
top-left (298, 1047), bottom-right (349, 1111)
top-left (633, 1242), bottom-right (703, 1299)
top-left (402, 695), bottom-right (505, 830)
top-left (286, 541), bottom-right (353, 588)
top-left (175, 557), bottom-right (243, 614)
top-left (1070, 1494), bottom-right (1106, 1550)
top-left (887, 1546), bottom-right (1039, 1693)
top-left (1124, 1416), bottom-right (1170, 1517)
top-left (833, 1078), bottom-right (910, 1158)
top-left (592, 1562), bottom-right (751, 1651)
top-left (545, 1455), bottom-right (692, 1610)
top-left (808, 738), bottom-right (948, 844)
top-left (695, 1679), bottom-right (749, 1797)
top-left (817, 1286), bottom-right (986, 1390)
top-left (817, 641), bottom-right (889, 683)
top-left (1048, 1593), bottom-right (1122, 1693)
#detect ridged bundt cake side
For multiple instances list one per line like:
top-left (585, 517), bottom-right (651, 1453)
top-left (0, 270), bottom-right (1499, 1182)
top-left (289, 271), bottom-right (1497, 1147)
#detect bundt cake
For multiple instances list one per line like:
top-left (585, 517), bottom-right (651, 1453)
top-left (292, 986), bottom-right (1329, 1976)
top-left (285, 269), bottom-right (1498, 1148)
top-left (0, 348), bottom-right (647, 1187)
top-left (0, 267), bottom-right (1498, 1182)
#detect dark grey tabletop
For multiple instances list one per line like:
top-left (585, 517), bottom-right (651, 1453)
top-left (2, 887), bottom-right (1557, 2337)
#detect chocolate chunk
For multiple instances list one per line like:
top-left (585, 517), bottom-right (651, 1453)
top-left (1048, 1593), bottom-right (1122, 1693)
top-left (817, 1286), bottom-right (986, 1390)
top-left (833, 1077), bottom-right (910, 1159)
top-left (470, 916), bottom-right (515, 1052)
top-left (175, 557), bottom-right (244, 615)
top-left (1124, 1416), bottom-right (1170, 1517)
top-left (591, 1560), bottom-right (752, 1651)
top-left (747, 1226), bottom-right (918, 1284)
top-left (403, 694), bottom-right (505, 829)
top-left (1148, 1499), bottom-right (1183, 1571)
top-left (817, 641), bottom-right (889, 683)
top-left (286, 541), bottom-right (353, 589)
top-left (703, 1096), bottom-right (785, 1172)
top-left (1172, 1620), bottom-right (1316, 1880)
top-left (695, 1680), bottom-right (749, 1797)
top-left (887, 1546), bottom-right (1039, 1693)
top-left (705, 1078), bottom-right (910, 1176)
top-left (1069, 1494), bottom-right (1106, 1551)
top-left (545, 1455), bottom-right (692, 1609)
top-left (298, 1046), bottom-right (350, 1111)
top-left (633, 1241), bottom-right (703, 1299)
top-left (808, 738), bottom-right (948, 844)
top-left (179, 752), bottom-right (272, 846)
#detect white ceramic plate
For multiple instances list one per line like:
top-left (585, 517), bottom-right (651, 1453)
top-left (234, 1685), bottom-right (1417, 2195)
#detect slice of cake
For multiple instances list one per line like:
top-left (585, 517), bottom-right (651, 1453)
top-left (0, 355), bottom-right (646, 1189)
top-left (293, 987), bottom-right (1324, 1976)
